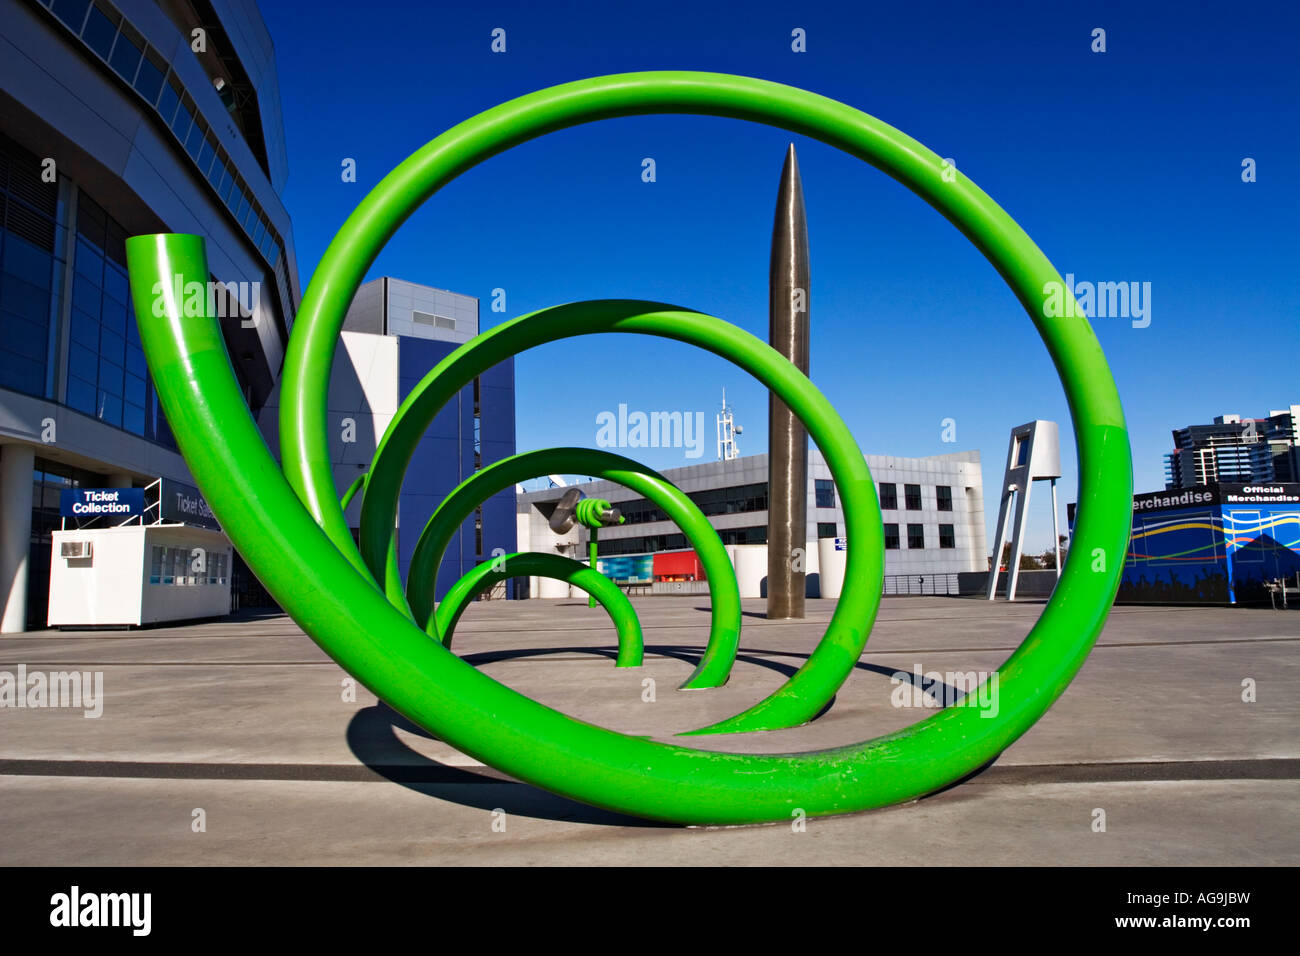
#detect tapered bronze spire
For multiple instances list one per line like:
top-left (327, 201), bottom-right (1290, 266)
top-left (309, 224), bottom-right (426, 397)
top-left (767, 144), bottom-right (810, 619)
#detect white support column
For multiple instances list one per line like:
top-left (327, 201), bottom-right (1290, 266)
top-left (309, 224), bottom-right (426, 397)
top-left (1006, 480), bottom-right (1034, 601)
top-left (1, 444), bottom-right (36, 633)
top-left (1050, 478), bottom-right (1062, 578)
top-left (987, 488), bottom-right (1013, 600)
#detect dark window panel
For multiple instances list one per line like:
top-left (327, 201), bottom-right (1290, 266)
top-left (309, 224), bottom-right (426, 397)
top-left (0, 273), bottom-right (51, 318)
top-left (108, 25), bottom-right (142, 83)
top-left (2, 235), bottom-right (55, 290)
top-left (171, 99), bottom-right (194, 141)
top-left (134, 50), bottom-right (166, 106)
top-left (104, 221), bottom-right (127, 266)
top-left (0, 350), bottom-right (44, 396)
top-left (123, 371), bottom-right (146, 407)
top-left (81, 2), bottom-right (118, 60)
top-left (907, 523), bottom-right (925, 549)
top-left (123, 401), bottom-right (146, 436)
top-left (185, 120), bottom-right (205, 160)
top-left (939, 524), bottom-right (956, 549)
top-left (125, 345), bottom-right (146, 378)
top-left (103, 262), bottom-right (128, 305)
top-left (97, 390), bottom-right (122, 427)
top-left (72, 274), bottom-right (102, 316)
top-left (0, 314), bottom-right (48, 362)
top-left (884, 523), bottom-right (900, 550)
top-left (157, 78), bottom-right (182, 127)
top-left (75, 197), bottom-right (107, 248)
top-left (101, 300), bottom-right (126, 338)
top-left (51, 0), bottom-right (91, 31)
top-left (814, 478), bottom-right (835, 509)
top-left (905, 484), bottom-right (922, 510)
top-left (97, 354), bottom-right (123, 393)
top-left (879, 482), bottom-right (897, 510)
top-left (937, 485), bottom-right (953, 512)
top-left (69, 342), bottom-right (97, 382)
top-left (66, 375), bottom-right (96, 413)
top-left (70, 309), bottom-right (98, 348)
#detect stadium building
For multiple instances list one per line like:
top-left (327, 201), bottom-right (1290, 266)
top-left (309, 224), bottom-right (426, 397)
top-left (0, 0), bottom-right (299, 630)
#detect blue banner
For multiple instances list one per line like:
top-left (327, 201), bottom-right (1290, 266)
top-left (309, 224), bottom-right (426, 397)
top-left (60, 487), bottom-right (146, 519)
top-left (159, 479), bottom-right (222, 531)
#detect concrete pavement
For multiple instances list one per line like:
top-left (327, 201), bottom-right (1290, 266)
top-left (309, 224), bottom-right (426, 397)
top-left (1, 596), bottom-right (1296, 865)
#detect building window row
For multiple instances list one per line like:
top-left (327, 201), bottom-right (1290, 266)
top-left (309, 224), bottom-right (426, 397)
top-left (884, 523), bottom-right (957, 550)
top-left (595, 525), bottom-right (769, 556)
top-left (38, 0), bottom-right (295, 319)
top-left (615, 481), bottom-right (768, 525)
top-left (878, 482), bottom-right (955, 512)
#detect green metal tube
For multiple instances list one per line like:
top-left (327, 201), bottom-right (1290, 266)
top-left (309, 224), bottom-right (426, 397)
top-left (339, 472), bottom-right (366, 511)
top-left (128, 71), bottom-right (1131, 825)
top-left (588, 531), bottom-right (598, 608)
top-left (361, 299), bottom-right (882, 734)
top-left (435, 552), bottom-right (642, 667)
top-left (405, 447), bottom-right (741, 689)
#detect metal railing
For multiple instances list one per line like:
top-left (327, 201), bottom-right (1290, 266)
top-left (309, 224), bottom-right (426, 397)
top-left (882, 573), bottom-right (960, 596)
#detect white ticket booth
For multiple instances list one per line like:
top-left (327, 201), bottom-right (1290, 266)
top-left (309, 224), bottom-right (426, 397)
top-left (47, 482), bottom-right (233, 628)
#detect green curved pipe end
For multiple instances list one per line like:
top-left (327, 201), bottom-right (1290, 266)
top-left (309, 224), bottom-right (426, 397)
top-left (436, 552), bottom-right (643, 668)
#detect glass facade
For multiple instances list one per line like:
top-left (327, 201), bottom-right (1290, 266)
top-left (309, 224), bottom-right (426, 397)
top-left (0, 134), bottom-right (58, 398)
top-left (36, 0), bottom-right (295, 321)
top-left (68, 192), bottom-right (176, 446)
top-left (0, 135), bottom-right (183, 447)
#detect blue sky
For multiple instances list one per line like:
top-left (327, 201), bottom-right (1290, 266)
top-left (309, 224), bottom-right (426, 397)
top-left (263, 0), bottom-right (1298, 551)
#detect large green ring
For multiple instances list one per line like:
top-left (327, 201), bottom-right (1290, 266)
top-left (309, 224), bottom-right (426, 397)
top-left (127, 71), bottom-right (1131, 824)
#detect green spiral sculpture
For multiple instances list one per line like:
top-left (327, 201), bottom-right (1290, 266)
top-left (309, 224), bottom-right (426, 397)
top-left (125, 71), bottom-right (1131, 825)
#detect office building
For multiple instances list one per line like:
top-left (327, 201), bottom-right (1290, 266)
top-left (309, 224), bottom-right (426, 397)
top-left (517, 449), bottom-right (987, 597)
top-left (258, 277), bottom-right (517, 601)
top-left (1165, 405), bottom-right (1300, 489)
